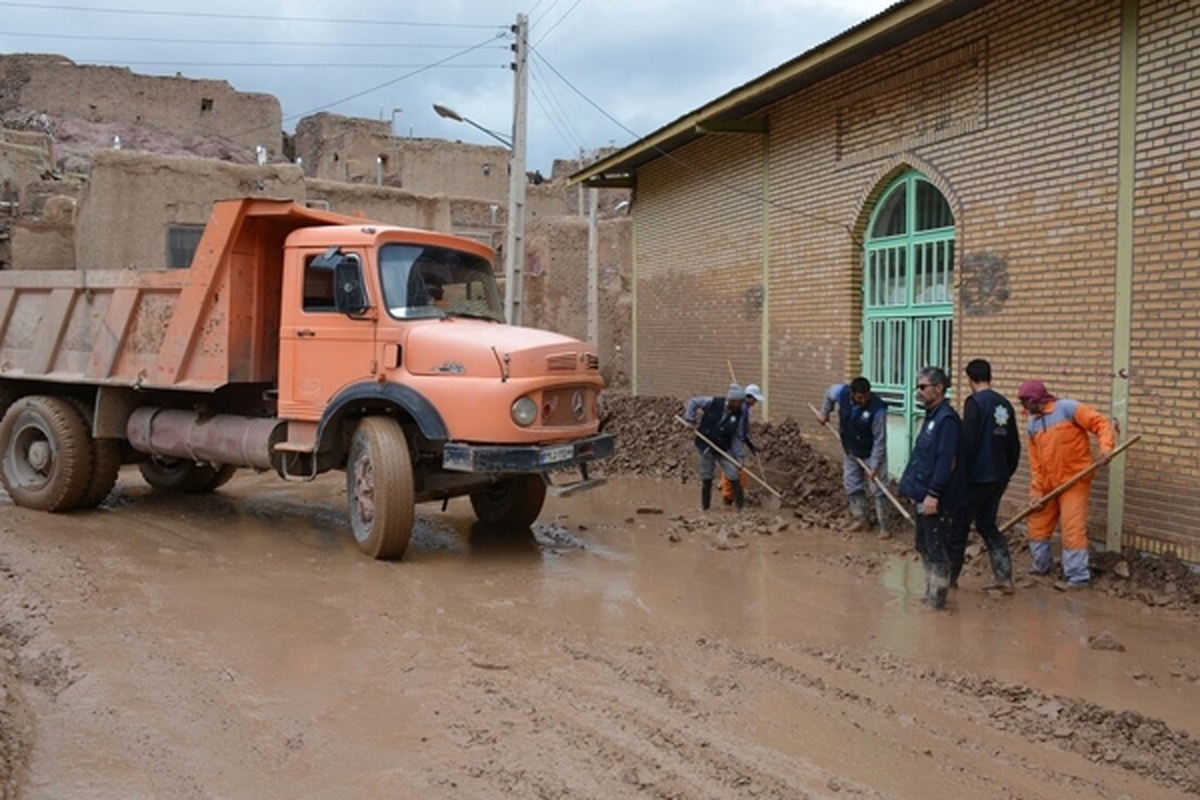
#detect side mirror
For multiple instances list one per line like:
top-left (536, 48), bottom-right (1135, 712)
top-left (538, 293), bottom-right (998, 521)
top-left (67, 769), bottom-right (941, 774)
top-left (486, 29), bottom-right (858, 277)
top-left (334, 261), bottom-right (370, 316)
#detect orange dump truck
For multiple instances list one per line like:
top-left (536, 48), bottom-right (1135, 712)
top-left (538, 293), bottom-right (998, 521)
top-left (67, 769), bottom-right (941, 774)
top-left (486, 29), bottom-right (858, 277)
top-left (0, 198), bottom-right (612, 558)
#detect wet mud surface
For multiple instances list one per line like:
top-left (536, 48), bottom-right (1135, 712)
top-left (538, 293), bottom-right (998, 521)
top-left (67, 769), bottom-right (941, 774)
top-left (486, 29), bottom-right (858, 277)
top-left (2, 410), bottom-right (1200, 797)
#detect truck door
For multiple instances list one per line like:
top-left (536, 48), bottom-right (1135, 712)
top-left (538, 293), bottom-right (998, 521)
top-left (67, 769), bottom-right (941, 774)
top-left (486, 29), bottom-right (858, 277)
top-left (278, 250), bottom-right (376, 421)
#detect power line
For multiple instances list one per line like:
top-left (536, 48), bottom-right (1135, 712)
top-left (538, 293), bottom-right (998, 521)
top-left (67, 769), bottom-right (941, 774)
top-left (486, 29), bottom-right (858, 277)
top-left (530, 47), bottom-right (858, 241)
top-left (78, 61), bottom-right (503, 69)
top-left (533, 0), bottom-right (585, 48)
top-left (0, 30), bottom-right (507, 49)
top-left (0, 1), bottom-right (500, 28)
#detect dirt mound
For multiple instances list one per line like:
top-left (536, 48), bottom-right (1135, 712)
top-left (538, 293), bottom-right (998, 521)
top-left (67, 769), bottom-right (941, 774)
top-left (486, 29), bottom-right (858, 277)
top-left (1091, 550), bottom-right (1200, 614)
top-left (598, 395), bottom-right (862, 527)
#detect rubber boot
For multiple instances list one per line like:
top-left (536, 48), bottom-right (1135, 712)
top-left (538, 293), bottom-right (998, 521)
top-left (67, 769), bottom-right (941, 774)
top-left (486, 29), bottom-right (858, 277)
top-left (1028, 539), bottom-right (1053, 576)
top-left (848, 492), bottom-right (867, 531)
top-left (874, 495), bottom-right (891, 540)
top-left (732, 480), bottom-right (746, 511)
top-left (701, 480), bottom-right (713, 511)
top-left (1061, 548), bottom-right (1091, 587)
top-left (928, 567), bottom-right (950, 610)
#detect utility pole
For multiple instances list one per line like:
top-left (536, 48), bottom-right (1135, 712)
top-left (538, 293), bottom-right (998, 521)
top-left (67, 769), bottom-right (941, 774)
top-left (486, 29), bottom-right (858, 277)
top-left (587, 188), bottom-right (599, 344)
top-left (504, 13), bottom-right (529, 326)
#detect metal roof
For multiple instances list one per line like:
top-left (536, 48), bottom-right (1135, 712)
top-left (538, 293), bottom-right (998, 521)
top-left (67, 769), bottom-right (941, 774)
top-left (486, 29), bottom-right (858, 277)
top-left (569, 0), bottom-right (992, 188)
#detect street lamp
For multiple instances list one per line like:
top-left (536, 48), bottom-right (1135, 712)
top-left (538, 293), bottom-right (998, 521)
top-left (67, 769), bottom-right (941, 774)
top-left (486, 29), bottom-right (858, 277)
top-left (432, 101), bottom-right (526, 325)
top-left (432, 104), bottom-right (512, 149)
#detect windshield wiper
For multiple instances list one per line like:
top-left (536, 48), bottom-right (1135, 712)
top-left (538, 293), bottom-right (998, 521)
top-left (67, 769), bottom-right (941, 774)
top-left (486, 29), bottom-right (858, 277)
top-left (443, 310), bottom-right (502, 322)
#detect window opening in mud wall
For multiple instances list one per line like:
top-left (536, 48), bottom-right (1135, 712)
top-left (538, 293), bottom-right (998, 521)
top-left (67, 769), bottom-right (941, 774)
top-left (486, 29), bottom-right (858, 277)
top-left (167, 225), bottom-right (206, 269)
top-left (862, 170), bottom-right (955, 477)
top-left (200, 98), bottom-right (213, 114)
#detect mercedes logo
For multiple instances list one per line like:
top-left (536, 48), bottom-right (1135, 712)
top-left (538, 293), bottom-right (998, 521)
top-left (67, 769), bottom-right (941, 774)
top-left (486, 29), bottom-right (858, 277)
top-left (571, 390), bottom-right (586, 421)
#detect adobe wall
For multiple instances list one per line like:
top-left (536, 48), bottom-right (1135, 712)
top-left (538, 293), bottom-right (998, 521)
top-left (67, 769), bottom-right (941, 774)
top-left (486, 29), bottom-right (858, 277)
top-left (74, 151), bottom-right (306, 270)
top-left (0, 55), bottom-right (281, 156)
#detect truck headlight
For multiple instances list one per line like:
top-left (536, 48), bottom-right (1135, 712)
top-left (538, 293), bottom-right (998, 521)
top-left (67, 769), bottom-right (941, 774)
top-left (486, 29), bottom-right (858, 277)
top-left (511, 396), bottom-right (538, 427)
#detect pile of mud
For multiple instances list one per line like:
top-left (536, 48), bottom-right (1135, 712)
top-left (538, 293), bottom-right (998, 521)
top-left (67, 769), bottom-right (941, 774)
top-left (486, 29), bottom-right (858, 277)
top-left (597, 395), bottom-right (869, 526)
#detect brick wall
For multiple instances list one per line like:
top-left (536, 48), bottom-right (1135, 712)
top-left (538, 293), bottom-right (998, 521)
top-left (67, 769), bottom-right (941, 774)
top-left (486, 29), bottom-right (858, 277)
top-left (1123, 0), bottom-right (1200, 557)
top-left (629, 0), bottom-right (1200, 558)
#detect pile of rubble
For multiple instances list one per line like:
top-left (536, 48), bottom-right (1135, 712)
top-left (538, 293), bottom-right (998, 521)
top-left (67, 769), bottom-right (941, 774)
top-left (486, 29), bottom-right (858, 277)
top-left (597, 395), bottom-right (858, 526)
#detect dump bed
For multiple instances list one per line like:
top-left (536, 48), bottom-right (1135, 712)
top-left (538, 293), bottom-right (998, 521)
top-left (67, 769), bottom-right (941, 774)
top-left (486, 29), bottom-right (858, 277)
top-left (0, 198), bottom-right (362, 391)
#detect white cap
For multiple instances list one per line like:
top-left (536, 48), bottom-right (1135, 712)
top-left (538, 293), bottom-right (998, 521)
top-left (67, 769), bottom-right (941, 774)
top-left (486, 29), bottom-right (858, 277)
top-left (745, 383), bottom-right (765, 402)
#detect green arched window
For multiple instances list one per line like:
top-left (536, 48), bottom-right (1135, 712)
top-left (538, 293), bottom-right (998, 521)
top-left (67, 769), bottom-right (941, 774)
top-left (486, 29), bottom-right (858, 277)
top-left (862, 171), bottom-right (955, 475)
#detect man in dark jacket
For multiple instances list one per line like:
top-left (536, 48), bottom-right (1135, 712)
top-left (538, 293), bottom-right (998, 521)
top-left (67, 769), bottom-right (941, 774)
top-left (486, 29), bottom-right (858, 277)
top-left (818, 376), bottom-right (890, 537)
top-left (948, 359), bottom-right (1021, 593)
top-left (899, 366), bottom-right (965, 610)
top-left (684, 384), bottom-right (751, 511)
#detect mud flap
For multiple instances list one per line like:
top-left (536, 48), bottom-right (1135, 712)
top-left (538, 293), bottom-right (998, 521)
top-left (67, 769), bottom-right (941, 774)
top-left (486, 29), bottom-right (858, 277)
top-left (543, 462), bottom-right (607, 497)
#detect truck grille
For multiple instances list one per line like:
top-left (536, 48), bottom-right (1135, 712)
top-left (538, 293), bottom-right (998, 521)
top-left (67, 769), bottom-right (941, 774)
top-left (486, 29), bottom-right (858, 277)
top-left (541, 387), bottom-right (596, 425)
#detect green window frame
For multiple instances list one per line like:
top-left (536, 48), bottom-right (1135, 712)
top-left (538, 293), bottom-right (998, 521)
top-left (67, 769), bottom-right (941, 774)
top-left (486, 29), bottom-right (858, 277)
top-left (862, 171), bottom-right (955, 476)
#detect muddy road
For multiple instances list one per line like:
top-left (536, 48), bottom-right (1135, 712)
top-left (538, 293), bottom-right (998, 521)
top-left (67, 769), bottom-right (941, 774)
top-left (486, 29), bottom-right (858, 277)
top-left (2, 468), bottom-right (1200, 799)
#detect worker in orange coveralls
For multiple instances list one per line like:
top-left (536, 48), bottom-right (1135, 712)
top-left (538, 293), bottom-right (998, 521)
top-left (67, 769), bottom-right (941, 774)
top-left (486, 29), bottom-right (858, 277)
top-left (1016, 379), bottom-right (1115, 590)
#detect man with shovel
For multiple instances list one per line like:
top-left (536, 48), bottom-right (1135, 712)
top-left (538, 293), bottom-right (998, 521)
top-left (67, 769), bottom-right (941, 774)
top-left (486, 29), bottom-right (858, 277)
top-left (818, 377), bottom-right (890, 537)
top-left (1017, 379), bottom-right (1115, 590)
top-left (684, 384), bottom-right (752, 511)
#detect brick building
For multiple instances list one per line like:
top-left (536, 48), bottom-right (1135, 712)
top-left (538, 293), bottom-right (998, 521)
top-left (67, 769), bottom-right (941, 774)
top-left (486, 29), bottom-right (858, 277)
top-left (572, 0), bottom-right (1199, 561)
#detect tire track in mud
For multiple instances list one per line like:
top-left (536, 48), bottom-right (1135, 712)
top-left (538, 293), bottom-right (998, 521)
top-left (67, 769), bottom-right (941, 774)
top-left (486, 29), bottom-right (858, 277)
top-left (712, 638), bottom-right (1200, 798)
top-left (414, 604), bottom-right (883, 800)
top-left (427, 606), bottom-right (1199, 800)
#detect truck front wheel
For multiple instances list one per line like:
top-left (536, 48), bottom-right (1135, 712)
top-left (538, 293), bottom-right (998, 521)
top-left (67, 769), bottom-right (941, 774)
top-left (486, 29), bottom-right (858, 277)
top-left (470, 475), bottom-right (547, 529)
top-left (346, 417), bottom-right (414, 560)
top-left (0, 395), bottom-right (93, 511)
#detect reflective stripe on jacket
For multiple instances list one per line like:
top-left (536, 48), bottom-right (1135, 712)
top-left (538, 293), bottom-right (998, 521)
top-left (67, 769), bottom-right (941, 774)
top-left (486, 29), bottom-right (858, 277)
top-left (1026, 399), bottom-right (1115, 495)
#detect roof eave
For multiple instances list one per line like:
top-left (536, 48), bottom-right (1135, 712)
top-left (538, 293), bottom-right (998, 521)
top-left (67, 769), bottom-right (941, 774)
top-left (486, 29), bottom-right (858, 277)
top-left (568, 0), bottom-right (989, 187)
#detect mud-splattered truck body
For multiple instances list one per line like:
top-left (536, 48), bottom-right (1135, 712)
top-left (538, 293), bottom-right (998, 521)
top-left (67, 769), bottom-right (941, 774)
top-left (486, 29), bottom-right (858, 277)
top-left (0, 198), bottom-right (612, 558)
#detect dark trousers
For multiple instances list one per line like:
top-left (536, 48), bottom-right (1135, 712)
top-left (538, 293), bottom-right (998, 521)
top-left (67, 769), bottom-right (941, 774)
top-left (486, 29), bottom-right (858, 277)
top-left (948, 482), bottom-right (1013, 585)
top-left (915, 509), bottom-right (953, 591)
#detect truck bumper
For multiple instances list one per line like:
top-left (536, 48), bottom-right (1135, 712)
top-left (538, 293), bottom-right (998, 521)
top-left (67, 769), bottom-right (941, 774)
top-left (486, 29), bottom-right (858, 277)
top-left (442, 433), bottom-right (614, 474)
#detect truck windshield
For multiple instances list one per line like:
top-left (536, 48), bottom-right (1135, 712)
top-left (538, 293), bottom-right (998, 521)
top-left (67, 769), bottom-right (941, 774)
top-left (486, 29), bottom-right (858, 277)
top-left (378, 243), bottom-right (504, 322)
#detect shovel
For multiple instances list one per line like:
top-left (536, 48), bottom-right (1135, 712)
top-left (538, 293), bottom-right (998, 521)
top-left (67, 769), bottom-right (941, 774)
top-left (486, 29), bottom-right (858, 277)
top-left (998, 434), bottom-right (1140, 533)
top-left (807, 402), bottom-right (913, 525)
top-left (673, 415), bottom-right (785, 505)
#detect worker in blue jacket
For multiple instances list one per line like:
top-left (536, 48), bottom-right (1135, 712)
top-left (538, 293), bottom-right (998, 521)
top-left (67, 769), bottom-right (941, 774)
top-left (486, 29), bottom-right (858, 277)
top-left (899, 366), bottom-right (966, 610)
top-left (948, 359), bottom-right (1021, 593)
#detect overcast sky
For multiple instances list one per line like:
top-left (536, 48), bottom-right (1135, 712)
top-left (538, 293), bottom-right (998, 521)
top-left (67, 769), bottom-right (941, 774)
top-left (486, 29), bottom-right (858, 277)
top-left (1, 0), bottom-right (898, 172)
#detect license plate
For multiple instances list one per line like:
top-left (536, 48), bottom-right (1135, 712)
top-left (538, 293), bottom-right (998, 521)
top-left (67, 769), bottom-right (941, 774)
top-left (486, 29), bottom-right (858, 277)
top-left (540, 444), bottom-right (574, 464)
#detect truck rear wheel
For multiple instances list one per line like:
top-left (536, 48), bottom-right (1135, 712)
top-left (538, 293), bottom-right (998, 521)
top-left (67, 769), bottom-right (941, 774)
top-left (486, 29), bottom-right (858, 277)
top-left (470, 475), bottom-right (547, 529)
top-left (64, 397), bottom-right (121, 509)
top-left (139, 456), bottom-right (232, 493)
top-left (0, 395), bottom-right (93, 511)
top-left (346, 417), bottom-right (414, 560)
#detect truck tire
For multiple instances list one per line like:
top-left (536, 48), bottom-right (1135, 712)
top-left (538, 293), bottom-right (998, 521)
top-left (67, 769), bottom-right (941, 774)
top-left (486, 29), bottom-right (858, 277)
top-left (139, 456), bottom-right (228, 493)
top-left (195, 464), bottom-right (239, 492)
top-left (0, 395), bottom-right (94, 512)
top-left (346, 417), bottom-right (414, 560)
top-left (64, 397), bottom-right (121, 509)
top-left (470, 475), bottom-right (547, 529)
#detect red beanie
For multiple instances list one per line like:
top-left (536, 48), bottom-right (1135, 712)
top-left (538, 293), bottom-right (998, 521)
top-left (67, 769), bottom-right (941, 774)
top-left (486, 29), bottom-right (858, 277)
top-left (1017, 379), bottom-right (1055, 404)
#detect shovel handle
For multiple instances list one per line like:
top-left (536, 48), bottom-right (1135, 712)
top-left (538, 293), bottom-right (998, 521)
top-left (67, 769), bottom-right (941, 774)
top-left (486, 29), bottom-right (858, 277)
top-left (998, 434), bottom-right (1141, 533)
top-left (674, 415), bottom-right (784, 499)
top-left (808, 402), bottom-right (913, 525)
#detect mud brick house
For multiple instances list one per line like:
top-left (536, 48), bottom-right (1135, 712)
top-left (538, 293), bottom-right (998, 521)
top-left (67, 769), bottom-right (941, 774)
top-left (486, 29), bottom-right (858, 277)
top-left (572, 0), bottom-right (1200, 561)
